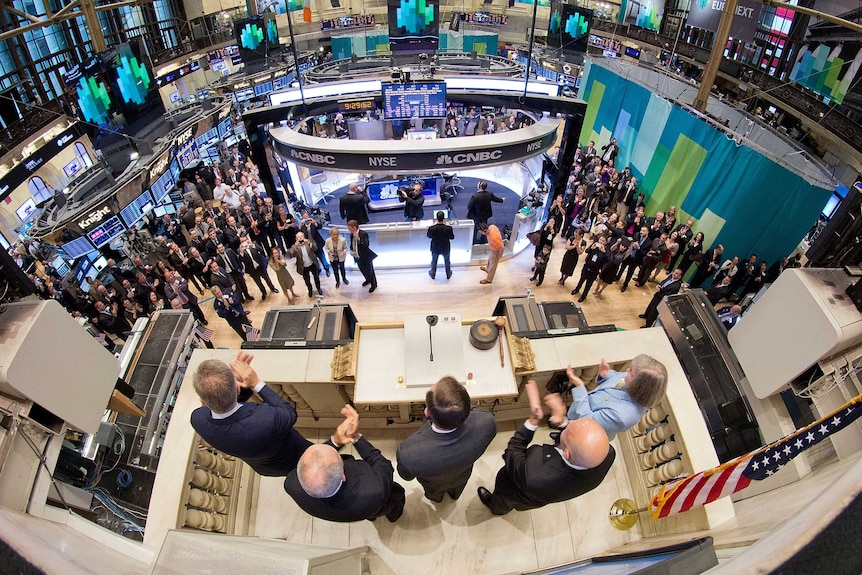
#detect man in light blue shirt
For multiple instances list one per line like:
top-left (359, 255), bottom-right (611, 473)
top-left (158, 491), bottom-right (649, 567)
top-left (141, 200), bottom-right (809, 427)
top-left (546, 355), bottom-right (668, 440)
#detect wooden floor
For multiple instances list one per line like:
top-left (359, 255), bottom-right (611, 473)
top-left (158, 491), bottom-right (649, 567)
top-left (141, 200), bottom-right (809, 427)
top-left (200, 234), bottom-right (659, 347)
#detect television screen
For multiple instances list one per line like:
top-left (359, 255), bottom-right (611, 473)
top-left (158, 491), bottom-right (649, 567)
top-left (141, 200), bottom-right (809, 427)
top-left (547, 4), bottom-right (592, 55)
top-left (86, 214), bottom-right (126, 248)
top-left (254, 81), bottom-right (274, 97)
top-left (382, 82), bottom-right (447, 120)
top-left (235, 17), bottom-right (268, 63)
top-left (388, 0), bottom-right (439, 55)
top-left (61, 236), bottom-right (97, 259)
top-left (15, 198), bottom-right (38, 222)
top-left (120, 189), bottom-right (155, 227)
top-left (169, 158), bottom-right (181, 183)
top-left (50, 254), bottom-right (71, 277)
top-left (150, 170), bottom-right (174, 202)
top-left (176, 138), bottom-right (198, 170)
top-left (218, 117), bottom-right (233, 140)
top-left (63, 158), bottom-right (84, 179)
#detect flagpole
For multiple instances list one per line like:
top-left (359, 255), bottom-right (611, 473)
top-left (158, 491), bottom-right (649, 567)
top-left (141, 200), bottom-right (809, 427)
top-left (609, 498), bottom-right (648, 530)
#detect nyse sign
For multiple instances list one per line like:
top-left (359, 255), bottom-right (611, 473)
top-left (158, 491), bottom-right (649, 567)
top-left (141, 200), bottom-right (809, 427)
top-left (273, 123), bottom-right (558, 173)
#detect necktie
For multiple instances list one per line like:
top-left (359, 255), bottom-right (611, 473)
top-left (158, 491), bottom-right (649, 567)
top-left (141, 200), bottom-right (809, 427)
top-left (224, 256), bottom-right (232, 273)
top-left (176, 282), bottom-right (188, 304)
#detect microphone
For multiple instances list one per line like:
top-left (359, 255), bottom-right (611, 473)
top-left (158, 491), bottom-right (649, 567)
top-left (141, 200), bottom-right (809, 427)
top-left (426, 315), bottom-right (438, 362)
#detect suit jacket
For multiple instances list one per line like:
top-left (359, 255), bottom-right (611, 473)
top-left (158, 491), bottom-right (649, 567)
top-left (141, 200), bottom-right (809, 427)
top-left (350, 229), bottom-right (377, 263)
top-left (164, 276), bottom-right (198, 305)
top-left (215, 247), bottom-right (244, 275)
top-left (239, 245), bottom-right (266, 274)
top-left (284, 436), bottom-right (395, 522)
top-left (496, 425), bottom-right (615, 511)
top-left (566, 370), bottom-right (647, 440)
top-left (655, 276), bottom-right (682, 299)
top-left (290, 242), bottom-right (318, 274)
top-left (339, 192), bottom-right (370, 224)
top-left (208, 266), bottom-right (234, 290)
top-left (427, 222), bottom-right (455, 254)
top-left (191, 385), bottom-right (311, 476)
top-left (467, 190), bottom-right (504, 221)
top-left (396, 410), bottom-right (496, 496)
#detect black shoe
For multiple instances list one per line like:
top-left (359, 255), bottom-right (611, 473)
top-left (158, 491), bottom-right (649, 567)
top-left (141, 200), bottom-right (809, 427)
top-left (201, 319), bottom-right (209, 326)
top-left (571, 288), bottom-right (580, 295)
top-left (326, 269), bottom-right (331, 277)
top-left (529, 276), bottom-right (536, 281)
top-left (577, 296), bottom-right (586, 303)
top-left (428, 270), bottom-right (435, 279)
top-left (308, 291), bottom-right (313, 297)
top-left (344, 279), bottom-right (350, 285)
top-left (531, 266), bottom-right (536, 271)
top-left (369, 286), bottom-right (376, 293)
top-left (446, 273), bottom-right (452, 280)
top-left (362, 281), bottom-right (370, 287)
top-left (272, 288), bottom-right (279, 293)
top-left (549, 431), bottom-right (561, 444)
top-left (477, 487), bottom-right (496, 511)
top-left (620, 285), bottom-right (628, 292)
top-left (335, 281), bottom-right (340, 288)
top-left (638, 314), bottom-right (647, 319)
top-left (246, 295), bottom-right (255, 301)
top-left (262, 292), bottom-right (267, 301)
top-left (536, 281), bottom-right (543, 287)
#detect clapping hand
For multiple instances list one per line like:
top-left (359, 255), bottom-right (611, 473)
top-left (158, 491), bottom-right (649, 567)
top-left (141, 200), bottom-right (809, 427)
top-left (544, 393), bottom-right (567, 427)
top-left (230, 352), bottom-right (260, 389)
top-left (566, 364), bottom-right (585, 388)
top-left (333, 404), bottom-right (360, 445)
top-left (525, 380), bottom-right (544, 426)
top-left (597, 358), bottom-right (610, 379)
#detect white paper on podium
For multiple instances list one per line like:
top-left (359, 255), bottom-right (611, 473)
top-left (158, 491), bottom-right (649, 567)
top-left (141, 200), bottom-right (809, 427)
top-left (403, 313), bottom-right (464, 387)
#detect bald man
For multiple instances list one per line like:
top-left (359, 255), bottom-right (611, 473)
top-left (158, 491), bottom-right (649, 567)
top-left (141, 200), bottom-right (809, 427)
top-left (477, 380), bottom-right (615, 515)
top-left (284, 405), bottom-right (406, 523)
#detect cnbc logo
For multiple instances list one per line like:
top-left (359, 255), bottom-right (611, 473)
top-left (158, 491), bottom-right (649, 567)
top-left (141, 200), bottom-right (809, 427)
top-left (565, 12), bottom-right (589, 40)
top-left (240, 22), bottom-right (264, 50)
top-left (397, 0), bottom-right (434, 34)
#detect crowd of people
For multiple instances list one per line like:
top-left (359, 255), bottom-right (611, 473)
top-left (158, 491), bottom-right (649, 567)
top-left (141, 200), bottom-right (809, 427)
top-left (190, 350), bottom-right (668, 522)
top-left (528, 136), bottom-right (801, 324)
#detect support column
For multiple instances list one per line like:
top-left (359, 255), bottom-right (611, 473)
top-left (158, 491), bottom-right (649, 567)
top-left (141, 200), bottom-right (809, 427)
top-left (80, 0), bottom-right (106, 52)
top-left (692, 0), bottom-right (737, 112)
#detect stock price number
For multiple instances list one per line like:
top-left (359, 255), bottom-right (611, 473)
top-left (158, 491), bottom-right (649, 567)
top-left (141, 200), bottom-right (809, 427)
top-left (339, 100), bottom-right (375, 113)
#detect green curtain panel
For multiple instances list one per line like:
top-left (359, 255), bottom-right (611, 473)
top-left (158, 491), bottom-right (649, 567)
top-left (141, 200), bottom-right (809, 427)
top-left (579, 61), bottom-right (832, 269)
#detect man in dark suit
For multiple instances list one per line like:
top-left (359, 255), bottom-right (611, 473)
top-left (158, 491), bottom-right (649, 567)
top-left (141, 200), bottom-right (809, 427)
top-left (466, 181), bottom-right (504, 244)
top-left (163, 270), bottom-right (207, 324)
top-left (618, 226), bottom-right (650, 292)
top-left (640, 268), bottom-right (684, 327)
top-left (669, 219), bottom-right (694, 271)
top-left (187, 247), bottom-right (211, 289)
top-left (213, 243), bottom-right (252, 302)
top-left (222, 215), bottom-right (242, 251)
top-left (284, 405), bottom-right (406, 523)
top-left (211, 285), bottom-right (252, 340)
top-left (339, 183), bottom-right (370, 224)
top-left (299, 213), bottom-right (331, 276)
top-left (427, 211), bottom-right (455, 280)
top-left (706, 275), bottom-right (734, 305)
top-left (396, 376), bottom-right (496, 502)
top-left (477, 380), bottom-right (614, 515)
top-left (207, 260), bottom-right (236, 292)
top-left (191, 352), bottom-right (311, 475)
top-left (239, 239), bottom-right (278, 300)
top-left (348, 220), bottom-right (377, 293)
top-left (399, 182), bottom-right (425, 221)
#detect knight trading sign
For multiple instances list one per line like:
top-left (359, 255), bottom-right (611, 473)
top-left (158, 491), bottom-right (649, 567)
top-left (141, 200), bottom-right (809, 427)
top-left (686, 0), bottom-right (762, 44)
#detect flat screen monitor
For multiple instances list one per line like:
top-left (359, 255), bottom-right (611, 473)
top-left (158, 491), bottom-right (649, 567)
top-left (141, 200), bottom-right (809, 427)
top-left (169, 158), bottom-right (181, 183)
top-left (382, 82), bottom-right (446, 120)
top-left (150, 169), bottom-right (174, 203)
top-left (61, 236), bottom-right (97, 259)
top-left (63, 158), bottom-right (84, 179)
top-left (218, 117), bottom-right (233, 140)
top-left (388, 0), bottom-right (439, 54)
top-left (120, 189), bottom-right (156, 227)
top-left (176, 138), bottom-right (198, 170)
top-left (50, 254), bottom-right (71, 277)
top-left (547, 5), bottom-right (592, 55)
top-left (234, 88), bottom-right (255, 102)
top-left (15, 198), bottom-right (38, 222)
top-left (254, 81), bottom-right (273, 96)
top-left (86, 214), bottom-right (126, 248)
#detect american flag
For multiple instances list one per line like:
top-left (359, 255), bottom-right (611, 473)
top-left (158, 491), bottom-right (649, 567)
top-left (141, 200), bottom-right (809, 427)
top-left (194, 325), bottom-right (213, 342)
top-left (649, 393), bottom-right (862, 520)
top-left (245, 325), bottom-right (260, 341)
